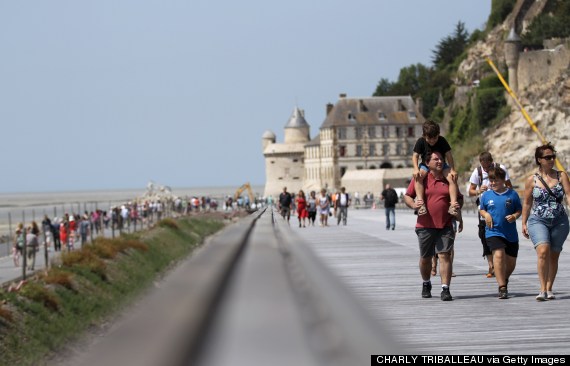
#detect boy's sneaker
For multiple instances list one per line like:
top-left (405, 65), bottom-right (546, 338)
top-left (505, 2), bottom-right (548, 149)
top-left (448, 205), bottom-right (459, 217)
top-left (418, 205), bottom-right (428, 216)
top-left (498, 286), bottom-right (508, 300)
top-left (536, 292), bottom-right (547, 301)
top-left (440, 287), bottom-right (453, 301)
top-left (422, 282), bottom-right (432, 298)
top-left (547, 291), bottom-right (556, 300)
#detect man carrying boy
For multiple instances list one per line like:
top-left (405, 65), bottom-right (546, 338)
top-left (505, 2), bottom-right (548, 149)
top-left (479, 166), bottom-right (522, 299)
top-left (468, 152), bottom-right (513, 278)
top-left (412, 120), bottom-right (459, 218)
top-left (405, 151), bottom-right (462, 301)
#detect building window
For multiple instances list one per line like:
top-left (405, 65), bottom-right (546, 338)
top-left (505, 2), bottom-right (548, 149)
top-left (271, 161), bottom-right (275, 164)
top-left (356, 166), bottom-right (363, 170)
top-left (378, 112), bottom-right (386, 120)
top-left (293, 159), bottom-right (298, 162)
top-left (339, 145), bottom-right (346, 157)
top-left (368, 126), bottom-right (376, 138)
top-left (284, 168), bottom-right (290, 176)
top-left (408, 144), bottom-right (415, 155)
top-left (383, 144), bottom-right (389, 156)
top-left (369, 143), bottom-right (376, 156)
top-left (409, 111), bottom-right (416, 119)
top-left (356, 145), bottom-right (362, 157)
top-left (293, 177), bottom-right (300, 180)
top-left (355, 127), bottom-right (363, 140)
top-left (338, 127), bottom-right (347, 140)
top-left (408, 127), bottom-right (415, 137)
top-left (347, 112), bottom-right (353, 120)
top-left (340, 166), bottom-right (347, 177)
top-left (382, 126), bottom-right (389, 138)
top-left (396, 144), bottom-right (402, 155)
top-left (396, 127), bottom-right (402, 138)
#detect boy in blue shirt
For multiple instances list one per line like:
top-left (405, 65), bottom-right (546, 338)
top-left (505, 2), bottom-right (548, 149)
top-left (479, 167), bottom-right (522, 299)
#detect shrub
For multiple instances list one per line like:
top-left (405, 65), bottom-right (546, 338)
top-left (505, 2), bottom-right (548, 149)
top-left (20, 283), bottom-right (60, 312)
top-left (0, 306), bottom-right (13, 323)
top-left (157, 218), bottom-right (179, 230)
top-left (42, 269), bottom-right (75, 291)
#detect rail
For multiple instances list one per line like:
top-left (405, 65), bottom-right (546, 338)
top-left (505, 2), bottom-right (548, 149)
top-left (75, 208), bottom-right (397, 366)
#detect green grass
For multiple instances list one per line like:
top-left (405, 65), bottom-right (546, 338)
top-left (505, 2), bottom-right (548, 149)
top-left (0, 216), bottom-right (225, 366)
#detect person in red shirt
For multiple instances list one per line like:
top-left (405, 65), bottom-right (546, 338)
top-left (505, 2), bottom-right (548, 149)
top-left (295, 190), bottom-right (308, 228)
top-left (405, 151), bottom-right (462, 301)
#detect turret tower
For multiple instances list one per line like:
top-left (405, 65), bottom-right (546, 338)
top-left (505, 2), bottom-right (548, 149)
top-left (284, 107), bottom-right (310, 144)
top-left (504, 27), bottom-right (522, 93)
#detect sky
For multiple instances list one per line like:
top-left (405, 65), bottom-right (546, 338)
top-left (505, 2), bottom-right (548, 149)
top-left (0, 1), bottom-right (491, 193)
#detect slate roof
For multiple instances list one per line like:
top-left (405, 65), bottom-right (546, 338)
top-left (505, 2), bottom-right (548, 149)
top-left (319, 96), bottom-right (424, 129)
top-left (284, 107), bottom-right (310, 129)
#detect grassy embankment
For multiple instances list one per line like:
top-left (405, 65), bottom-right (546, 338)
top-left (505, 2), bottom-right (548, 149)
top-left (0, 216), bottom-right (226, 366)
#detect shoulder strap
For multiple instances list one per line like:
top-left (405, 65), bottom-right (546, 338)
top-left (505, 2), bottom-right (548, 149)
top-left (477, 166), bottom-right (483, 186)
top-left (535, 173), bottom-right (563, 204)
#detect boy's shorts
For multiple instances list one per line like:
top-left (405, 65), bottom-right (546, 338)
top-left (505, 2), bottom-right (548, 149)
top-left (419, 162), bottom-right (451, 172)
top-left (486, 236), bottom-right (519, 257)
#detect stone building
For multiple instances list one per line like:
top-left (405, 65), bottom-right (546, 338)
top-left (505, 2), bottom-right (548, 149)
top-left (262, 95), bottom-right (425, 198)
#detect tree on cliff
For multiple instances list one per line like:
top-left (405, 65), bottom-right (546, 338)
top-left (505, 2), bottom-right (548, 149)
top-left (431, 21), bottom-right (469, 71)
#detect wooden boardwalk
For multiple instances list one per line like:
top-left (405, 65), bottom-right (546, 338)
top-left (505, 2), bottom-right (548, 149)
top-left (290, 209), bottom-right (570, 355)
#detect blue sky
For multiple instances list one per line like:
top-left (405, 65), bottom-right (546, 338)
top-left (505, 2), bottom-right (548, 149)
top-left (0, 1), bottom-right (490, 193)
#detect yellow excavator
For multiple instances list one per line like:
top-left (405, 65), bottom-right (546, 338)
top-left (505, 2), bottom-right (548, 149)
top-left (234, 182), bottom-right (255, 204)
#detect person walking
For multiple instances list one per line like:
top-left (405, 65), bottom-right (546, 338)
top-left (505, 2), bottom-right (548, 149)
top-left (521, 143), bottom-right (570, 301)
top-left (381, 184), bottom-right (398, 230)
top-left (26, 225), bottom-right (39, 271)
top-left (318, 189), bottom-right (331, 227)
top-left (295, 190), bottom-right (308, 228)
top-left (307, 191), bottom-right (317, 226)
top-left (278, 187), bottom-right (293, 224)
top-left (13, 224), bottom-right (24, 268)
top-left (404, 151), bottom-right (462, 301)
top-left (468, 151), bottom-right (513, 278)
top-left (334, 187), bottom-right (351, 226)
top-left (479, 167), bottom-right (522, 299)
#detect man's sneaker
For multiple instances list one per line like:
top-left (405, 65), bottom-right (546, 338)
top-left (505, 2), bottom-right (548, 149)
top-left (547, 291), bottom-right (556, 300)
top-left (440, 287), bottom-right (453, 301)
top-left (422, 282), bottom-right (432, 298)
top-left (498, 286), bottom-right (508, 300)
top-left (536, 292), bottom-right (547, 301)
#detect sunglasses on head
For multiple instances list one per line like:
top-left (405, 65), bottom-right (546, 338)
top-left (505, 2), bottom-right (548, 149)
top-left (541, 154), bottom-right (556, 161)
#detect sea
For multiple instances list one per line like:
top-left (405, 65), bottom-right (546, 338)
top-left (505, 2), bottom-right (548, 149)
top-left (0, 185), bottom-right (263, 240)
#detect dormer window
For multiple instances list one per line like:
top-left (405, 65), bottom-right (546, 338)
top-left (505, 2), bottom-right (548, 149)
top-left (408, 111), bottom-right (417, 119)
top-left (378, 112), bottom-right (386, 120)
top-left (348, 113), bottom-right (353, 120)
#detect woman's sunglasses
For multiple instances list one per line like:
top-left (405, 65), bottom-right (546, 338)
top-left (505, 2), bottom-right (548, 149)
top-left (541, 155), bottom-right (556, 161)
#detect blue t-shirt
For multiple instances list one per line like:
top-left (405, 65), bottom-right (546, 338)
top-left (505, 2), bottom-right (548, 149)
top-left (479, 188), bottom-right (522, 242)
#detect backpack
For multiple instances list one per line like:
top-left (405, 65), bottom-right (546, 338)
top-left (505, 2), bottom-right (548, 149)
top-left (476, 163), bottom-right (499, 205)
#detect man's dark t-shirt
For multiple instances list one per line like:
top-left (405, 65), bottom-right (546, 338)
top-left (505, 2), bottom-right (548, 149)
top-left (413, 136), bottom-right (451, 164)
top-left (381, 188), bottom-right (398, 208)
top-left (279, 192), bottom-right (292, 207)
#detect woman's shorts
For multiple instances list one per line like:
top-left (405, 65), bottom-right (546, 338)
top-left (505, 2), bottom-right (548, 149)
top-left (486, 236), bottom-right (519, 257)
top-left (527, 213), bottom-right (569, 253)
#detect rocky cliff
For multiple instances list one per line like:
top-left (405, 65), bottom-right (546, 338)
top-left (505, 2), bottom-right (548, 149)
top-left (453, 0), bottom-right (569, 187)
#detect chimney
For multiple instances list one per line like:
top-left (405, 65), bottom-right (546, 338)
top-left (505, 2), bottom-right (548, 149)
top-left (326, 103), bottom-right (334, 115)
top-left (415, 97), bottom-right (423, 116)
